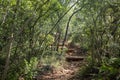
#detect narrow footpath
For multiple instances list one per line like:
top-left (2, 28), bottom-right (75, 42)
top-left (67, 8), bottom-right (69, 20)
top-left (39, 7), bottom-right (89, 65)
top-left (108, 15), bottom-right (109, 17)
top-left (36, 44), bottom-right (86, 80)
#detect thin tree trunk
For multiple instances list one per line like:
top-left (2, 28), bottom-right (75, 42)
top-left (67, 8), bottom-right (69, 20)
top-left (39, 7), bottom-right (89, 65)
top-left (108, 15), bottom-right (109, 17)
top-left (56, 28), bottom-right (61, 51)
top-left (1, 0), bottom-right (19, 79)
top-left (62, 4), bottom-right (86, 50)
top-left (1, 33), bottom-right (13, 80)
top-left (39, 1), bottom-right (78, 47)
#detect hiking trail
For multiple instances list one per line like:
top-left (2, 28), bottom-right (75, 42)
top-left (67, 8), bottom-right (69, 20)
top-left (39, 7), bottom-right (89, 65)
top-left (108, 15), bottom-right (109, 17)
top-left (35, 43), bottom-right (87, 80)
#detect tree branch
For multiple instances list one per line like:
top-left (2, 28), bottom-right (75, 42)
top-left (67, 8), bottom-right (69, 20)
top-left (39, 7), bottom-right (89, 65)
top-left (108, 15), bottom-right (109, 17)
top-left (62, 4), bottom-right (87, 49)
top-left (40, 1), bottom-right (79, 46)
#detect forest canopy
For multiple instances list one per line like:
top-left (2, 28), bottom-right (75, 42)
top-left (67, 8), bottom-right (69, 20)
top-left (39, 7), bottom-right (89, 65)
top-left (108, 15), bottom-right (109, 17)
top-left (0, 0), bottom-right (120, 80)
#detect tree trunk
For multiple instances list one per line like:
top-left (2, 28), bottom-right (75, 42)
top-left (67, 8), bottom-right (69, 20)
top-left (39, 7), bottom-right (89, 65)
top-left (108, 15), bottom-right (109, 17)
top-left (62, 5), bottom-right (85, 51)
top-left (1, 33), bottom-right (13, 80)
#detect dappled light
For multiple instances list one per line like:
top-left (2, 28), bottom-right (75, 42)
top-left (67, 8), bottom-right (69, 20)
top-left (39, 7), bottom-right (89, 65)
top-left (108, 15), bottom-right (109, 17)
top-left (0, 0), bottom-right (120, 80)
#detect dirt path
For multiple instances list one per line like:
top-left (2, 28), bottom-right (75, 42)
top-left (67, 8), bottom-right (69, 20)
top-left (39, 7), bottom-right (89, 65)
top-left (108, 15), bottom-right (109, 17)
top-left (36, 46), bottom-right (86, 80)
top-left (36, 61), bottom-right (85, 80)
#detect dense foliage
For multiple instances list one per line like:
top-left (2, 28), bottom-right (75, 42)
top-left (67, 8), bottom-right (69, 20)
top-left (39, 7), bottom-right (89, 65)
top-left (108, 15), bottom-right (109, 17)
top-left (0, 0), bottom-right (120, 80)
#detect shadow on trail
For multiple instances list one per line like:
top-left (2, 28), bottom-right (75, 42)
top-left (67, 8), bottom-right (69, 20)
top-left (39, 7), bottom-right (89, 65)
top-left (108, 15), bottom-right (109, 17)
top-left (34, 43), bottom-right (87, 80)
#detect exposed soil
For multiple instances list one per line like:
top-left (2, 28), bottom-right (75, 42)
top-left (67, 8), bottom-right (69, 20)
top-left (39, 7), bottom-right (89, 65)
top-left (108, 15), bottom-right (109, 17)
top-left (35, 44), bottom-right (86, 80)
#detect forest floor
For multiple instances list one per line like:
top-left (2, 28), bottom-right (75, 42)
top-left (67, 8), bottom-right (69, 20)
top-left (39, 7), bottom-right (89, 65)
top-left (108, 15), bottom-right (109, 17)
top-left (36, 44), bottom-right (87, 80)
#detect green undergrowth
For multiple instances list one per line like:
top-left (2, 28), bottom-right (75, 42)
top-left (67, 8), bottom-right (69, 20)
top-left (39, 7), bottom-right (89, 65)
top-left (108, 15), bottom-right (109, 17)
top-left (75, 56), bottom-right (120, 80)
top-left (41, 50), bottom-right (65, 68)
